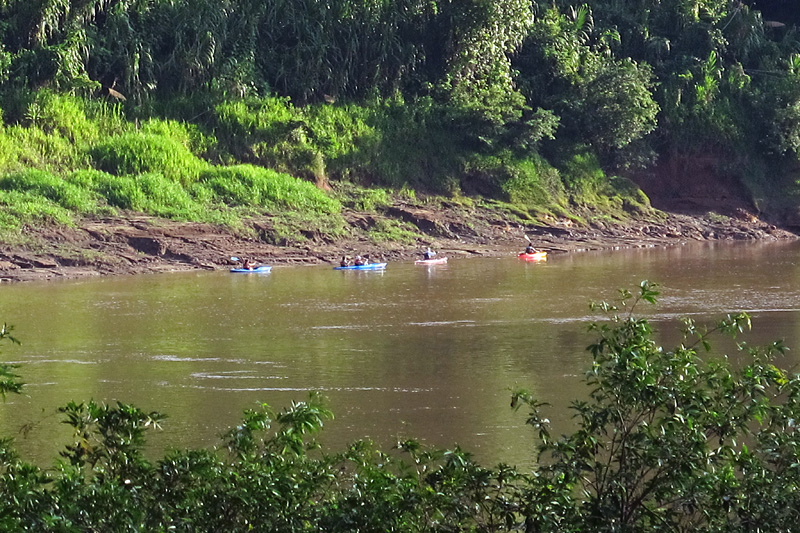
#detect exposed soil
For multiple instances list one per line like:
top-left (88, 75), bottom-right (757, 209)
top-left (0, 196), bottom-right (794, 283)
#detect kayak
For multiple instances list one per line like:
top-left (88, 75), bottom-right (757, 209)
top-left (230, 265), bottom-right (272, 273)
top-left (334, 263), bottom-right (387, 270)
top-left (518, 251), bottom-right (547, 261)
top-left (415, 257), bottom-right (448, 265)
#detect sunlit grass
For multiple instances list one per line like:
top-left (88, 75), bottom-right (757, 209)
top-left (89, 132), bottom-right (210, 185)
top-left (0, 189), bottom-right (76, 229)
top-left (199, 164), bottom-right (341, 214)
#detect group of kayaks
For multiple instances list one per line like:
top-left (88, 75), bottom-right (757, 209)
top-left (230, 249), bottom-right (546, 273)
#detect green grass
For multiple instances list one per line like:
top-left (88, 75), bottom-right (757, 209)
top-left (0, 189), bottom-right (75, 230)
top-left (67, 169), bottom-right (147, 210)
top-left (0, 124), bottom-right (88, 174)
top-left (367, 218), bottom-right (420, 244)
top-left (0, 161), bottom-right (345, 235)
top-left (336, 184), bottom-right (393, 211)
top-left (199, 164), bottom-right (341, 213)
top-left (0, 169), bottom-right (98, 212)
top-left (267, 211), bottom-right (348, 245)
top-left (33, 91), bottom-right (100, 145)
top-left (89, 132), bottom-right (210, 185)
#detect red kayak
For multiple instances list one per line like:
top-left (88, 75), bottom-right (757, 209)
top-left (415, 257), bottom-right (448, 265)
top-left (518, 251), bottom-right (547, 261)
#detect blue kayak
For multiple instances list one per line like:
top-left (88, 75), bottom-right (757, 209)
top-left (334, 263), bottom-right (387, 270)
top-left (230, 265), bottom-right (272, 273)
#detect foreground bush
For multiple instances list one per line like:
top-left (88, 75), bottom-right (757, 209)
top-left (514, 282), bottom-right (800, 532)
top-left (1, 283), bottom-right (800, 531)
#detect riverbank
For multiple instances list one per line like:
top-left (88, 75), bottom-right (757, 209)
top-left (0, 196), bottom-right (794, 283)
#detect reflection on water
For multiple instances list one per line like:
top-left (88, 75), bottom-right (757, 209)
top-left (0, 240), bottom-right (799, 468)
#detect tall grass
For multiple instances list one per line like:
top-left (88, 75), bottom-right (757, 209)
top-left (213, 97), bottom-right (298, 143)
top-left (138, 118), bottom-right (214, 158)
top-left (199, 165), bottom-right (341, 213)
top-left (89, 132), bottom-right (210, 185)
top-left (67, 169), bottom-right (235, 225)
top-left (0, 169), bottom-right (98, 212)
top-left (33, 91), bottom-right (100, 145)
top-left (302, 103), bottom-right (374, 162)
top-left (67, 169), bottom-right (145, 210)
top-left (212, 97), bottom-right (325, 179)
top-left (0, 125), bottom-right (88, 175)
top-left (0, 190), bottom-right (76, 229)
top-left (82, 99), bottom-right (129, 137)
top-left (0, 88), bottom-right (618, 242)
top-left (0, 92), bottom-right (123, 176)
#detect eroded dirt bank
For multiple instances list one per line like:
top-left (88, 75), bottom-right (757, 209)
top-left (0, 201), bottom-right (795, 282)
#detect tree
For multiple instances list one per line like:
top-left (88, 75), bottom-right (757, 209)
top-left (579, 57), bottom-right (659, 152)
top-left (435, 0), bottom-right (534, 126)
top-left (514, 6), bottom-right (659, 165)
top-left (514, 281), bottom-right (800, 532)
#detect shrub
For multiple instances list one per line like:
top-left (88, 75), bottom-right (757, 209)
top-left (514, 281), bottom-right (800, 532)
top-left (554, 148), bottom-right (607, 197)
top-left (351, 100), bottom-right (464, 192)
top-left (500, 155), bottom-right (565, 207)
top-left (464, 151), bottom-right (565, 208)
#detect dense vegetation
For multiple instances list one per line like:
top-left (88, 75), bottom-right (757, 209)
top-left (0, 0), bottom-right (799, 240)
top-left (2, 282), bottom-right (800, 531)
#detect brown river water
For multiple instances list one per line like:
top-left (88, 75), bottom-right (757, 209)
top-left (1, 240), bottom-right (799, 468)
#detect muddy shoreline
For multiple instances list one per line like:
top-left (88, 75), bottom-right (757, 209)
top-left (0, 203), bottom-right (795, 283)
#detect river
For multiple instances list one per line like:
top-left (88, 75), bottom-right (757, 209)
top-left (1, 240), bottom-right (799, 468)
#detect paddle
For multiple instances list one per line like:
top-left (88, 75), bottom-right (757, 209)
top-left (230, 256), bottom-right (240, 262)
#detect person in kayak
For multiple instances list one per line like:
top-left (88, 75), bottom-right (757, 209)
top-left (353, 255), bottom-right (365, 266)
top-left (242, 258), bottom-right (258, 270)
top-left (340, 256), bottom-right (350, 267)
top-left (423, 248), bottom-right (437, 260)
